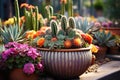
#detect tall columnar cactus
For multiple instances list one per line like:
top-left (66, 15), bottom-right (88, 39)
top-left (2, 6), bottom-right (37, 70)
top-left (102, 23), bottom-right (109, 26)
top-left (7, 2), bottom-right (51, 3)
top-left (61, 0), bottom-right (66, 15)
top-left (61, 16), bottom-right (67, 31)
top-left (0, 19), bottom-right (2, 27)
top-left (14, 0), bottom-right (20, 28)
top-left (68, 17), bottom-right (76, 29)
top-left (35, 6), bottom-right (39, 31)
top-left (50, 20), bottom-right (58, 37)
top-left (67, 0), bottom-right (73, 17)
top-left (45, 5), bottom-right (53, 20)
top-left (24, 7), bottom-right (43, 31)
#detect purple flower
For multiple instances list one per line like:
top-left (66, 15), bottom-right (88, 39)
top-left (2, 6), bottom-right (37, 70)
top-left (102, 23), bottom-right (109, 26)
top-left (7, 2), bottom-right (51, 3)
top-left (102, 22), bottom-right (109, 27)
top-left (23, 63), bottom-right (35, 75)
top-left (27, 47), bottom-right (39, 59)
top-left (2, 48), bottom-right (15, 60)
top-left (5, 42), bottom-right (20, 48)
top-left (36, 63), bottom-right (43, 71)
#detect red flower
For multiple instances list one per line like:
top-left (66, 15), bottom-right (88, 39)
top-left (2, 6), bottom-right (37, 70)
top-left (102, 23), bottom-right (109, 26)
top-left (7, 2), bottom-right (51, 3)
top-left (81, 33), bottom-right (93, 44)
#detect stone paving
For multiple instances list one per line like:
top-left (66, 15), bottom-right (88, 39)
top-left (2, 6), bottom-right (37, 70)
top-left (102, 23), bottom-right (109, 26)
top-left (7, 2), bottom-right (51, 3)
top-left (80, 61), bottom-right (120, 80)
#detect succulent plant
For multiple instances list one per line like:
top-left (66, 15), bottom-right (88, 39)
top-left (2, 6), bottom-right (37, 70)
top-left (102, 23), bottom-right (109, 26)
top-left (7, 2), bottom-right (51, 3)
top-left (93, 30), bottom-right (116, 47)
top-left (75, 18), bottom-right (99, 33)
top-left (0, 24), bottom-right (25, 44)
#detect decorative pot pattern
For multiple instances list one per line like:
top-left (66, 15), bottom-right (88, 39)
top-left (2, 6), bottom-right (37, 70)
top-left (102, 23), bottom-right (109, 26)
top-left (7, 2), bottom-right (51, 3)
top-left (39, 48), bottom-right (92, 78)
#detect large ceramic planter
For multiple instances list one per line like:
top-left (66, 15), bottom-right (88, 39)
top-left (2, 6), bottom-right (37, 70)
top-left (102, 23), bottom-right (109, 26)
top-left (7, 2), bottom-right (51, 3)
top-left (39, 48), bottom-right (92, 79)
top-left (9, 68), bottom-right (38, 80)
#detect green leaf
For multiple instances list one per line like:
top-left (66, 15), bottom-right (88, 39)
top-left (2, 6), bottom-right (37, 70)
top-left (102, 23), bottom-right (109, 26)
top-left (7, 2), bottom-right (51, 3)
top-left (0, 44), bottom-right (5, 54)
top-left (57, 34), bottom-right (65, 40)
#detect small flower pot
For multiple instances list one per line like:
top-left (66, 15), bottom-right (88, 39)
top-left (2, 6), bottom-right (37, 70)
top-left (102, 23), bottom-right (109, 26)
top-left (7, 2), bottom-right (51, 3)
top-left (9, 68), bottom-right (38, 80)
top-left (95, 46), bottom-right (107, 60)
top-left (109, 47), bottom-right (120, 54)
top-left (39, 48), bottom-right (92, 79)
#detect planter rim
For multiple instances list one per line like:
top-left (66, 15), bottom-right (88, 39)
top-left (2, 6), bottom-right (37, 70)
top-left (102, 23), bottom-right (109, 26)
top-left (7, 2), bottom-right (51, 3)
top-left (101, 27), bottom-right (120, 30)
top-left (38, 47), bottom-right (90, 52)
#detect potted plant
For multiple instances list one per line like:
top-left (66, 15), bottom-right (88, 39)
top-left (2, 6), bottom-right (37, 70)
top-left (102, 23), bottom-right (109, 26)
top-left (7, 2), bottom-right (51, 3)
top-left (30, 16), bottom-right (98, 79)
top-left (109, 35), bottom-right (120, 54)
top-left (93, 30), bottom-right (116, 60)
top-left (0, 42), bottom-right (43, 80)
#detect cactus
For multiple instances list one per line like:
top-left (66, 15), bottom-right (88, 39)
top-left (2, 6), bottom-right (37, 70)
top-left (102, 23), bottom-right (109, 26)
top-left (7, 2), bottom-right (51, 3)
top-left (14, 0), bottom-right (20, 28)
top-left (0, 19), bottom-right (1, 27)
top-left (24, 7), bottom-right (42, 31)
top-left (45, 5), bottom-right (53, 20)
top-left (61, 16), bottom-right (67, 31)
top-left (35, 6), bottom-right (39, 31)
top-left (50, 20), bottom-right (58, 37)
top-left (68, 17), bottom-right (76, 29)
top-left (67, 0), bottom-right (73, 17)
top-left (61, 1), bottom-right (66, 15)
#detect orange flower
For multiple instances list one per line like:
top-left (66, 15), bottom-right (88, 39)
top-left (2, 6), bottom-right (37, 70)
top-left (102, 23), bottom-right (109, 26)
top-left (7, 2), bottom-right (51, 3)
top-left (51, 37), bottom-right (57, 42)
top-left (64, 39), bottom-right (72, 48)
top-left (81, 33), bottom-right (93, 44)
top-left (20, 3), bottom-right (29, 8)
top-left (37, 38), bottom-right (45, 47)
top-left (28, 5), bottom-right (35, 9)
top-left (26, 30), bottom-right (37, 39)
top-left (73, 37), bottom-right (82, 47)
top-left (90, 44), bottom-right (99, 53)
top-left (60, 0), bottom-right (67, 4)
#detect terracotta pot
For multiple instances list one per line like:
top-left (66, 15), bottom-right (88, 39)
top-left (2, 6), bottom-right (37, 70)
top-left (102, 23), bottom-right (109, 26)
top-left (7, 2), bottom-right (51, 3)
top-left (109, 47), bottom-right (120, 54)
top-left (102, 27), bottom-right (120, 35)
top-left (95, 47), bottom-right (107, 60)
top-left (9, 68), bottom-right (38, 80)
top-left (39, 48), bottom-right (92, 79)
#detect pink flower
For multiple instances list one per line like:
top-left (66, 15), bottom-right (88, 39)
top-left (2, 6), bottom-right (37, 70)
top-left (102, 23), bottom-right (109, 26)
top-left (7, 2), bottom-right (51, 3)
top-left (2, 48), bottom-right (15, 60)
top-left (23, 63), bottom-right (35, 75)
top-left (27, 48), bottom-right (39, 59)
top-left (36, 63), bottom-right (43, 71)
top-left (94, 22), bottom-right (101, 27)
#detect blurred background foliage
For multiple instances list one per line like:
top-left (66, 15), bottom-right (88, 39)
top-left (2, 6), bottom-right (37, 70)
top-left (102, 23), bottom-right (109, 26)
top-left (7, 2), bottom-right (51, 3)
top-left (0, 0), bottom-right (120, 21)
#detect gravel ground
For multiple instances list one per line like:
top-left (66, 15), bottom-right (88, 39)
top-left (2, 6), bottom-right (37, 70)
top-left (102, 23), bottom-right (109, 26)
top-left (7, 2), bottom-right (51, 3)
top-left (85, 58), bottom-right (111, 73)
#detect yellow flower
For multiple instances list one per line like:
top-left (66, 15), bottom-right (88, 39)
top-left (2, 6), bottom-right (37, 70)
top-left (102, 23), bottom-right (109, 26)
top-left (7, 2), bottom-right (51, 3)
top-left (8, 18), bottom-right (14, 24)
top-left (90, 44), bottom-right (99, 53)
top-left (4, 18), bottom-right (15, 25)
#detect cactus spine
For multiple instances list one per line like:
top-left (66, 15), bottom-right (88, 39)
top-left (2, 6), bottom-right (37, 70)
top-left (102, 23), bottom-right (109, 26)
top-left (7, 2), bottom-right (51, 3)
top-left (68, 17), bottom-right (76, 29)
top-left (67, 0), bottom-right (73, 17)
top-left (14, 0), bottom-right (20, 28)
top-left (50, 20), bottom-right (58, 37)
top-left (61, 16), bottom-right (67, 31)
top-left (45, 5), bottom-right (53, 20)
